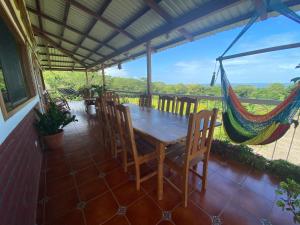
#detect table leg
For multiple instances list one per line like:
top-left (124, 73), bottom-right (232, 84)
top-left (156, 142), bottom-right (165, 200)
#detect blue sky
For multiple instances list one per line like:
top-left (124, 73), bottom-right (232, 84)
top-left (105, 14), bottom-right (300, 84)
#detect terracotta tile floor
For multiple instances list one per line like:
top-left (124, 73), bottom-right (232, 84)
top-left (36, 102), bottom-right (295, 225)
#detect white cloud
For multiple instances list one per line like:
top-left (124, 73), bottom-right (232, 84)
top-left (104, 66), bottom-right (129, 77)
top-left (238, 32), bottom-right (300, 51)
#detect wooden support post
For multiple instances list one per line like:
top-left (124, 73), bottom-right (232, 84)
top-left (40, 69), bottom-right (46, 90)
top-left (85, 70), bottom-right (89, 86)
top-left (146, 41), bottom-right (152, 96)
top-left (101, 66), bottom-right (106, 91)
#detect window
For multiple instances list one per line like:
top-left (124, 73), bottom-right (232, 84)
top-left (0, 16), bottom-right (32, 116)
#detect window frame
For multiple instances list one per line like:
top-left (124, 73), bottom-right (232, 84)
top-left (0, 10), bottom-right (36, 121)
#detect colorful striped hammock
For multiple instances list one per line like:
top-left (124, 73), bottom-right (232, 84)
top-left (220, 62), bottom-right (300, 145)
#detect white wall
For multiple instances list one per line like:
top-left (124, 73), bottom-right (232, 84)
top-left (0, 95), bottom-right (39, 144)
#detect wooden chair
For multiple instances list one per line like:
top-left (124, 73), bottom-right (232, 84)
top-left (106, 100), bottom-right (123, 158)
top-left (115, 104), bottom-right (157, 190)
top-left (138, 94), bottom-right (152, 107)
top-left (157, 95), bottom-right (176, 113)
top-left (175, 96), bottom-right (198, 116)
top-left (96, 96), bottom-right (111, 149)
top-left (103, 91), bottom-right (120, 104)
top-left (164, 108), bottom-right (218, 207)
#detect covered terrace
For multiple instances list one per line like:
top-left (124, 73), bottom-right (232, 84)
top-left (0, 0), bottom-right (299, 225)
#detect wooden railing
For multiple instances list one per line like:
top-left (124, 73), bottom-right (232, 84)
top-left (109, 89), bottom-right (299, 164)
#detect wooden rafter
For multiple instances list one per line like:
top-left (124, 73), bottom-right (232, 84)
top-left (27, 6), bottom-right (116, 51)
top-left (41, 64), bottom-right (85, 68)
top-left (60, 0), bottom-right (71, 46)
top-left (72, 0), bottom-right (112, 56)
top-left (35, 32), bottom-right (86, 67)
top-left (88, 0), bottom-right (240, 69)
top-left (41, 59), bottom-right (74, 63)
top-left (68, 0), bottom-right (136, 40)
top-left (32, 25), bottom-right (105, 58)
top-left (43, 67), bottom-right (86, 71)
top-left (45, 43), bottom-right (51, 69)
top-left (35, 0), bottom-right (43, 31)
top-left (37, 45), bottom-right (97, 62)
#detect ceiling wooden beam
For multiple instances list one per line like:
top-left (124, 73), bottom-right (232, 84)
top-left (88, 0), bottom-right (240, 69)
top-left (38, 51), bottom-right (97, 63)
top-left (60, 0), bottom-right (71, 46)
top-left (32, 25), bottom-right (104, 58)
top-left (35, 32), bottom-right (86, 67)
top-left (41, 59), bottom-right (74, 63)
top-left (45, 43), bottom-right (51, 69)
top-left (41, 64), bottom-right (85, 68)
top-left (68, 0), bottom-right (136, 40)
top-left (27, 6), bottom-right (116, 51)
top-left (42, 67), bottom-right (87, 71)
top-left (35, 0), bottom-right (43, 31)
top-left (72, 0), bottom-right (112, 56)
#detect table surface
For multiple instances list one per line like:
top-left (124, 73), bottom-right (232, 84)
top-left (126, 104), bottom-right (221, 145)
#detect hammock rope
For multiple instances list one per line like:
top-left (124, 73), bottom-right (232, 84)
top-left (217, 0), bottom-right (300, 145)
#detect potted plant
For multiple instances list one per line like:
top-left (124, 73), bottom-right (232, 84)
top-left (35, 102), bottom-right (77, 150)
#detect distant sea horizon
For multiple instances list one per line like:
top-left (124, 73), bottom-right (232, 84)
top-left (202, 83), bottom-right (290, 88)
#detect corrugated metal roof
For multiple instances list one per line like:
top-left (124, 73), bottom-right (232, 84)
top-left (78, 0), bottom-right (106, 12)
top-left (42, 18), bottom-right (61, 35)
top-left (26, 0), bottom-right (36, 9)
top-left (98, 46), bottom-right (114, 56)
top-left (102, 0), bottom-right (145, 27)
top-left (125, 10), bottom-right (166, 38)
top-left (40, 0), bottom-right (66, 22)
top-left (63, 28), bottom-right (82, 44)
top-left (107, 33), bottom-right (133, 49)
top-left (82, 38), bottom-right (99, 51)
top-left (26, 0), bottom-right (300, 71)
top-left (61, 41), bottom-right (75, 52)
top-left (89, 21), bottom-right (115, 42)
top-left (67, 5), bottom-right (93, 32)
top-left (28, 11), bottom-right (39, 27)
top-left (76, 48), bottom-right (90, 57)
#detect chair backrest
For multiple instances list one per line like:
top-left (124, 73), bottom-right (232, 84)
top-left (175, 96), bottom-right (198, 116)
top-left (96, 96), bottom-right (109, 128)
top-left (139, 94), bottom-right (152, 107)
top-left (103, 91), bottom-right (120, 104)
top-left (115, 104), bottom-right (139, 162)
top-left (106, 100), bottom-right (119, 133)
top-left (157, 95), bottom-right (176, 113)
top-left (185, 108), bottom-right (218, 162)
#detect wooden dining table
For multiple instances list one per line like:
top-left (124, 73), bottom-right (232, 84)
top-left (125, 103), bottom-right (221, 200)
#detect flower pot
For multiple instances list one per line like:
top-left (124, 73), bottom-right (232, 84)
top-left (43, 130), bottom-right (64, 150)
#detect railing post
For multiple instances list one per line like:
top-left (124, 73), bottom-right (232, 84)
top-left (146, 41), bottom-right (152, 96)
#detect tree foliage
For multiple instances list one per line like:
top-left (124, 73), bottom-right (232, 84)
top-left (43, 71), bottom-right (293, 101)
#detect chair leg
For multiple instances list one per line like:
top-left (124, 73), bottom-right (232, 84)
top-left (183, 169), bottom-right (189, 207)
top-left (202, 160), bottom-right (208, 192)
top-left (123, 149), bottom-right (128, 172)
top-left (135, 164), bottom-right (141, 191)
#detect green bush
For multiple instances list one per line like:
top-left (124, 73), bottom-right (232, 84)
top-left (211, 140), bottom-right (300, 182)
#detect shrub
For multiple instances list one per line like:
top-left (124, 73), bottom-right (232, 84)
top-left (211, 140), bottom-right (300, 181)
